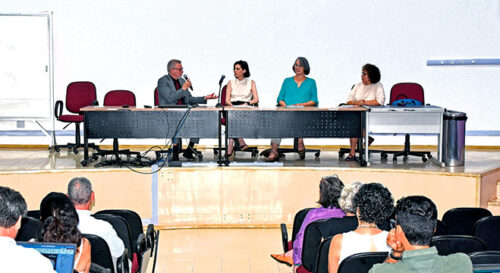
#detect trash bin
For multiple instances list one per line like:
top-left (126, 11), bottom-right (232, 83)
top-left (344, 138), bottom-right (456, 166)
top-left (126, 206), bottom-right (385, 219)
top-left (442, 110), bottom-right (467, 166)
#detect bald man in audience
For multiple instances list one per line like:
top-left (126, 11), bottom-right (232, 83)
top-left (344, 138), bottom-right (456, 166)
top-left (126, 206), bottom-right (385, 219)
top-left (67, 177), bottom-right (125, 271)
top-left (0, 186), bottom-right (56, 273)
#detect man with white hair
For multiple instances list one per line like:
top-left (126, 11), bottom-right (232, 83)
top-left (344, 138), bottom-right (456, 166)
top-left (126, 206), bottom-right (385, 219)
top-left (67, 177), bottom-right (125, 270)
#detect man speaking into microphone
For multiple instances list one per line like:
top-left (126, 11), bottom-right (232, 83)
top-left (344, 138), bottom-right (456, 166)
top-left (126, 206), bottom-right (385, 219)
top-left (157, 59), bottom-right (218, 160)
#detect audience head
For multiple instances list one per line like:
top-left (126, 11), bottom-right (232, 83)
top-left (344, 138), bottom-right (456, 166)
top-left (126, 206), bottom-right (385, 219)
top-left (395, 195), bottom-right (437, 246)
top-left (39, 192), bottom-right (82, 246)
top-left (353, 183), bottom-right (394, 224)
top-left (317, 175), bottom-right (344, 209)
top-left (67, 177), bottom-right (94, 210)
top-left (234, 60), bottom-right (251, 78)
top-left (362, 63), bottom-right (381, 84)
top-left (293, 57), bottom-right (310, 75)
top-left (339, 181), bottom-right (364, 215)
top-left (0, 186), bottom-right (27, 237)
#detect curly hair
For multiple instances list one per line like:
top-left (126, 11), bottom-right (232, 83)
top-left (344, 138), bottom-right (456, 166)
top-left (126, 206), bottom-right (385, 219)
top-left (317, 175), bottom-right (344, 208)
top-left (353, 183), bottom-right (394, 224)
top-left (39, 192), bottom-right (82, 247)
top-left (338, 181), bottom-right (363, 214)
top-left (362, 63), bottom-right (381, 84)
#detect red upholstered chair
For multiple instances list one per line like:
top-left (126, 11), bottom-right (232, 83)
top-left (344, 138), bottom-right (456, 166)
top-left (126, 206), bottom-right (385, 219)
top-left (93, 90), bottom-right (142, 165)
top-left (53, 81), bottom-right (99, 154)
top-left (154, 87), bottom-right (159, 106)
top-left (372, 82), bottom-right (432, 162)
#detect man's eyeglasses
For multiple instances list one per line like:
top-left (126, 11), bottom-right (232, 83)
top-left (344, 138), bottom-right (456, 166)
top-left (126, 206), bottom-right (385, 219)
top-left (173, 67), bottom-right (184, 71)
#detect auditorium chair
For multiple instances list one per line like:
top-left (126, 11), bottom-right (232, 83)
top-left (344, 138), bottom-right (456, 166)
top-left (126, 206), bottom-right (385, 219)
top-left (442, 207), bottom-right (492, 235)
top-left (430, 235), bottom-right (487, 255)
top-left (94, 213), bottom-right (138, 273)
top-left (83, 233), bottom-right (129, 273)
top-left (434, 219), bottom-right (448, 235)
top-left (145, 224), bottom-right (159, 273)
top-left (474, 216), bottom-right (500, 250)
top-left (469, 250), bottom-right (500, 266)
top-left (337, 252), bottom-right (389, 273)
top-left (280, 208), bottom-right (314, 252)
top-left (315, 237), bottom-right (333, 273)
top-left (369, 82), bottom-right (432, 162)
top-left (53, 81), bottom-right (99, 154)
top-left (211, 85), bottom-right (259, 158)
top-left (15, 216), bottom-right (41, 241)
top-left (96, 209), bottom-right (147, 270)
top-left (92, 90), bottom-right (143, 166)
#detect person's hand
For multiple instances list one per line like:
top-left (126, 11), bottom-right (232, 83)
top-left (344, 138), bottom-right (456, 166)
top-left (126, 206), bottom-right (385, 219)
top-left (204, 93), bottom-right (218, 100)
top-left (182, 80), bottom-right (192, 91)
top-left (387, 228), bottom-right (404, 254)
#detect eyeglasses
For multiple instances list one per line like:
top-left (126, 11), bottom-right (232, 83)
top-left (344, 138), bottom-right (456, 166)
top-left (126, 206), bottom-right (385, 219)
top-left (294, 63), bottom-right (303, 67)
top-left (173, 67), bottom-right (184, 71)
top-left (390, 219), bottom-right (396, 229)
top-left (361, 72), bottom-right (367, 76)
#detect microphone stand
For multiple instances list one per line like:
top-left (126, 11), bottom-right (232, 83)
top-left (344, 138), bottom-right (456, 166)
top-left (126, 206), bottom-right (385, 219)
top-left (215, 80), bottom-right (223, 108)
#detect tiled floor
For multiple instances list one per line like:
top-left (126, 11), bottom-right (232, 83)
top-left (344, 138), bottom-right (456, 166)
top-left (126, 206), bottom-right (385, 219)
top-left (146, 228), bottom-right (292, 273)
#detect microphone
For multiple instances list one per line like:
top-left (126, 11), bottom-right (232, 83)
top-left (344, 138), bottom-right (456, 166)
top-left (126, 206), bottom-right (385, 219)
top-left (218, 75), bottom-right (225, 86)
top-left (183, 74), bottom-right (193, 91)
top-left (215, 75), bottom-right (225, 108)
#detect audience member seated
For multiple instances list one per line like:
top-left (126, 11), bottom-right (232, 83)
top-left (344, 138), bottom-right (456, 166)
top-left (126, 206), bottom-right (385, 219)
top-left (328, 183), bottom-right (394, 273)
top-left (369, 196), bottom-right (473, 273)
top-left (271, 175), bottom-right (345, 269)
top-left (225, 60), bottom-right (260, 159)
top-left (39, 192), bottom-right (91, 273)
top-left (318, 181), bottom-right (363, 240)
top-left (0, 186), bottom-right (56, 273)
top-left (67, 177), bottom-right (126, 271)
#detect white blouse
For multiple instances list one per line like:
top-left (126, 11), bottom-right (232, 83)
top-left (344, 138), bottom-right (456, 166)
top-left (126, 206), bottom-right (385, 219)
top-left (229, 78), bottom-right (253, 102)
top-left (347, 82), bottom-right (385, 106)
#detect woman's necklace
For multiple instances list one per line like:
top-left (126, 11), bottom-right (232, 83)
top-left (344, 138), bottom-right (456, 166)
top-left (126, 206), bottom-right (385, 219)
top-left (358, 224), bottom-right (378, 228)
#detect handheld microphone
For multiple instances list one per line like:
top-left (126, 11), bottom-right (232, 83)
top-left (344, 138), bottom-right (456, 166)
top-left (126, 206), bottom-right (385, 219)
top-left (183, 74), bottom-right (193, 91)
top-left (218, 75), bottom-right (225, 86)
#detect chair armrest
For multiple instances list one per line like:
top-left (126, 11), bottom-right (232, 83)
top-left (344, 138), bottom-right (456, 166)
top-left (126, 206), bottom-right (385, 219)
top-left (54, 100), bottom-right (63, 119)
top-left (136, 233), bottom-right (146, 254)
top-left (117, 249), bottom-right (129, 273)
top-left (93, 100), bottom-right (99, 106)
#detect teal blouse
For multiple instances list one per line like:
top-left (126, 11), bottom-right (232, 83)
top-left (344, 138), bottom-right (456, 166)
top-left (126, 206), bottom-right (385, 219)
top-left (276, 77), bottom-right (319, 106)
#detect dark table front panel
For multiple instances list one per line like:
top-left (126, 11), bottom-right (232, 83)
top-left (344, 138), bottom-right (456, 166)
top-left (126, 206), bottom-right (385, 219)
top-left (84, 110), bottom-right (219, 139)
top-left (226, 110), bottom-right (362, 138)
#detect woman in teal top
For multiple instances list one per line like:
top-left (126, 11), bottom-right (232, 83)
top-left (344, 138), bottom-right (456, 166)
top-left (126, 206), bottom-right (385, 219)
top-left (265, 57), bottom-right (318, 162)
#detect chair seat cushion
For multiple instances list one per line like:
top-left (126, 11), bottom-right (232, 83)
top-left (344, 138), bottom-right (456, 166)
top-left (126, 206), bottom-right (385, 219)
top-left (58, 114), bottom-right (83, 122)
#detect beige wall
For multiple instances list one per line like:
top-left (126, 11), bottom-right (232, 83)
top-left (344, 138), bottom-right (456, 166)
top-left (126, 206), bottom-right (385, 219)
top-left (1, 167), bottom-right (497, 227)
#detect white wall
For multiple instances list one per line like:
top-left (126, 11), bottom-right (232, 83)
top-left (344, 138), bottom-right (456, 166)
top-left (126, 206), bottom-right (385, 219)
top-left (1, 0), bottom-right (499, 136)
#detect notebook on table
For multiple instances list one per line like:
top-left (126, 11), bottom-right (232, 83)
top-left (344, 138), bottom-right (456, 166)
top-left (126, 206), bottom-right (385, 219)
top-left (17, 241), bottom-right (77, 273)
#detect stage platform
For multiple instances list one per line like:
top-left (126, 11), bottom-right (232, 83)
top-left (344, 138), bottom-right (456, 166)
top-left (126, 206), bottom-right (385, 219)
top-left (1, 145), bottom-right (499, 228)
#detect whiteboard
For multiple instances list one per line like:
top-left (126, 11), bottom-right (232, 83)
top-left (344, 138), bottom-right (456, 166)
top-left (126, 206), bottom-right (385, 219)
top-left (0, 13), bottom-right (52, 119)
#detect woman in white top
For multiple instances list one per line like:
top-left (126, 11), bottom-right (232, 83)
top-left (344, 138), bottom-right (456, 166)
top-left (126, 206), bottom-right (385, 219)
top-left (328, 183), bottom-right (394, 273)
top-left (225, 60), bottom-right (259, 157)
top-left (345, 64), bottom-right (385, 161)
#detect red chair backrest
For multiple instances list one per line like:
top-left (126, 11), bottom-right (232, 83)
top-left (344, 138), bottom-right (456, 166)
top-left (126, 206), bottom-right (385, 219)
top-left (103, 90), bottom-right (136, 107)
top-left (220, 85), bottom-right (227, 106)
top-left (389, 82), bottom-right (425, 104)
top-left (154, 88), bottom-right (159, 106)
top-left (66, 81), bottom-right (97, 114)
